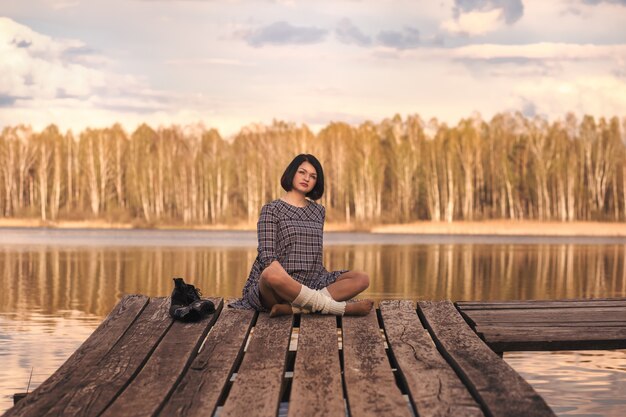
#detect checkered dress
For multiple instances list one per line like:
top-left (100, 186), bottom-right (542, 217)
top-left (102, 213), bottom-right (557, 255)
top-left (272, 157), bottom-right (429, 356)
top-left (229, 199), bottom-right (349, 311)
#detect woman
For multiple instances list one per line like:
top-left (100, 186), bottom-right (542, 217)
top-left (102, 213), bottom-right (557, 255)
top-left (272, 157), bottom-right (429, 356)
top-left (230, 154), bottom-right (373, 316)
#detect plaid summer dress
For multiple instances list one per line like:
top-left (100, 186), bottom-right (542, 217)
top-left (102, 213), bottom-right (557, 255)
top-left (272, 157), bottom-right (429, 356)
top-left (229, 199), bottom-right (349, 311)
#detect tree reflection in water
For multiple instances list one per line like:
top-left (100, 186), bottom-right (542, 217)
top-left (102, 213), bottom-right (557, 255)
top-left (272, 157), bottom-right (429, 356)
top-left (1, 243), bottom-right (624, 317)
top-left (1, 242), bottom-right (626, 415)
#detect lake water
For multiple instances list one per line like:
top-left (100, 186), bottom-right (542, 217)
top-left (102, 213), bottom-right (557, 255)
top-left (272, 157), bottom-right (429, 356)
top-left (1, 228), bottom-right (625, 416)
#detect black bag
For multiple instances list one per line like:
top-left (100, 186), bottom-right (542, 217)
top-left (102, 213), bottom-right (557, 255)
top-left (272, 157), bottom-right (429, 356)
top-left (169, 277), bottom-right (215, 322)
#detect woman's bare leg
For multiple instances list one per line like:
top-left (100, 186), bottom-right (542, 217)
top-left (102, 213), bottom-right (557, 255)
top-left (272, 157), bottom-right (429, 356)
top-left (324, 271), bottom-right (370, 301)
top-left (259, 261), bottom-right (302, 310)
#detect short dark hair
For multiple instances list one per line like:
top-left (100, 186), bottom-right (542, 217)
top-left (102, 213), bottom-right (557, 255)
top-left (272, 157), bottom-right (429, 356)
top-left (280, 154), bottom-right (325, 200)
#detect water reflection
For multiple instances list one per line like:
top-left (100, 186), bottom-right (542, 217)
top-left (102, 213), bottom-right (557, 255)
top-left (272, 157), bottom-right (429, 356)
top-left (1, 244), bottom-right (625, 317)
top-left (506, 350), bottom-right (626, 417)
top-left (1, 239), bottom-right (626, 415)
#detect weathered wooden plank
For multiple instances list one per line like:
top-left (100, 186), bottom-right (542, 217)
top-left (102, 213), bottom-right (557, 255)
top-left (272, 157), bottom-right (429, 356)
top-left (478, 326), bottom-right (626, 336)
top-left (462, 309), bottom-right (626, 327)
top-left (457, 298), bottom-right (626, 310)
top-left (288, 314), bottom-right (344, 417)
top-left (380, 300), bottom-right (483, 417)
top-left (343, 309), bottom-right (412, 417)
top-left (418, 300), bottom-right (555, 417)
top-left (220, 313), bottom-right (293, 417)
top-left (474, 321), bottom-right (626, 328)
top-left (488, 339), bottom-right (626, 352)
top-left (4, 294), bottom-right (149, 417)
top-left (477, 327), bottom-right (626, 352)
top-left (101, 298), bottom-right (223, 417)
top-left (464, 306), bottom-right (626, 314)
top-left (158, 304), bottom-right (256, 417)
top-left (42, 297), bottom-right (173, 417)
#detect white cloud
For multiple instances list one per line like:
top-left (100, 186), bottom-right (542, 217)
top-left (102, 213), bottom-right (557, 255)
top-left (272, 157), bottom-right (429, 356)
top-left (166, 58), bottom-right (256, 67)
top-left (0, 17), bottom-right (179, 131)
top-left (45, 0), bottom-right (80, 10)
top-left (450, 42), bottom-right (626, 60)
top-left (364, 42), bottom-right (626, 67)
top-left (513, 75), bottom-right (626, 118)
top-left (1, 2), bottom-right (625, 137)
top-left (0, 17), bottom-right (130, 100)
top-left (441, 9), bottom-right (504, 35)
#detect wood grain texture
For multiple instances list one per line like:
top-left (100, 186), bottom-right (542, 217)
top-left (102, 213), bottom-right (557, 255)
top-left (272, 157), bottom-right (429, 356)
top-left (380, 300), bottom-right (484, 417)
top-left (343, 309), bottom-right (411, 417)
top-left (475, 321), bottom-right (626, 328)
top-left (288, 314), bottom-right (344, 417)
top-left (43, 297), bottom-right (173, 417)
top-left (457, 299), bottom-right (626, 310)
top-left (158, 304), bottom-right (256, 417)
top-left (101, 298), bottom-right (223, 417)
top-left (458, 299), bottom-right (626, 352)
top-left (462, 308), bottom-right (626, 322)
top-left (418, 300), bottom-right (556, 417)
top-left (220, 313), bottom-right (293, 417)
top-left (3, 294), bottom-right (149, 417)
top-left (478, 327), bottom-right (626, 351)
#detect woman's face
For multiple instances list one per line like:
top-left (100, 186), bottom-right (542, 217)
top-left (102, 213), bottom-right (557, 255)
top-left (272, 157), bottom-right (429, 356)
top-left (292, 161), bottom-right (317, 195)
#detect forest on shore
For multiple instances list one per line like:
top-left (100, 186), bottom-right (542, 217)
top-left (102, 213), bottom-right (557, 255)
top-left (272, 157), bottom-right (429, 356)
top-left (0, 112), bottom-right (625, 226)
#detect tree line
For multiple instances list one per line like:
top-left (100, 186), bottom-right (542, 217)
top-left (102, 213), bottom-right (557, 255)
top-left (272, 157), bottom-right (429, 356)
top-left (1, 112), bottom-right (625, 225)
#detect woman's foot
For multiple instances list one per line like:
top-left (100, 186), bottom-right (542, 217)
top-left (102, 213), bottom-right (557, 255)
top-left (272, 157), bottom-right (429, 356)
top-left (269, 299), bottom-right (374, 317)
top-left (269, 303), bottom-right (293, 317)
top-left (345, 299), bottom-right (374, 316)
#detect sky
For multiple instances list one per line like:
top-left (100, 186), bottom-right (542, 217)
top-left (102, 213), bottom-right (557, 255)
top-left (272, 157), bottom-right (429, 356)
top-left (1, 0), bottom-right (625, 136)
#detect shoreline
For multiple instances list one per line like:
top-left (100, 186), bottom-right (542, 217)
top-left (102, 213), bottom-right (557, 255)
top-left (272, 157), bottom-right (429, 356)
top-left (1, 218), bottom-right (626, 237)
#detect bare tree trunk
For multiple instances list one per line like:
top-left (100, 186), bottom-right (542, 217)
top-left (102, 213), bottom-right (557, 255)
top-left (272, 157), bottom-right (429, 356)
top-left (427, 153), bottom-right (441, 221)
top-left (623, 163), bottom-right (626, 220)
top-left (216, 167), bottom-right (223, 222)
top-left (1, 140), bottom-right (16, 216)
top-left (86, 137), bottom-right (100, 215)
top-left (208, 170), bottom-right (216, 224)
top-left (98, 132), bottom-right (108, 214)
top-left (115, 135), bottom-right (124, 208)
top-left (66, 134), bottom-right (73, 212)
top-left (190, 163), bottom-right (198, 223)
top-left (51, 137), bottom-right (61, 220)
top-left (38, 140), bottom-right (49, 221)
top-left (557, 175), bottom-right (567, 221)
top-left (444, 157), bottom-right (454, 222)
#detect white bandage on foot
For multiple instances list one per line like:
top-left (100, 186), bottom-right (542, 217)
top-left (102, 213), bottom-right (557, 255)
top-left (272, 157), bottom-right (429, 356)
top-left (293, 285), bottom-right (346, 315)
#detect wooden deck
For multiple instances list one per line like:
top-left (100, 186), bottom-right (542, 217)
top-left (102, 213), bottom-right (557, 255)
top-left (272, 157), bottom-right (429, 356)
top-left (4, 296), bottom-right (626, 417)
top-left (457, 298), bottom-right (626, 352)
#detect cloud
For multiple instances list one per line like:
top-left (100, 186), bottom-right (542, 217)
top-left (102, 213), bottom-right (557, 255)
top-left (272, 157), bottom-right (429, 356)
top-left (376, 26), bottom-right (420, 50)
top-left (441, 9), bottom-right (503, 35)
top-left (335, 18), bottom-right (372, 47)
top-left (0, 17), bottom-right (172, 129)
top-left (582, 0), bottom-right (626, 5)
top-left (340, 37), bottom-right (626, 64)
top-left (45, 0), bottom-right (80, 9)
top-left (0, 94), bottom-right (20, 107)
top-left (443, 0), bottom-right (524, 35)
top-left (513, 75), bottom-right (626, 119)
top-left (166, 58), bottom-right (256, 67)
top-left (454, 0), bottom-right (524, 24)
top-left (450, 42), bottom-right (626, 60)
top-left (0, 17), bottom-right (106, 100)
top-left (519, 97), bottom-right (538, 117)
top-left (239, 21), bottom-right (327, 47)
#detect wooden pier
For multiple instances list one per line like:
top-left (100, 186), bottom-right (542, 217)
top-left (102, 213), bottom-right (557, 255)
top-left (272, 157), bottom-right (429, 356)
top-left (4, 296), bottom-right (626, 417)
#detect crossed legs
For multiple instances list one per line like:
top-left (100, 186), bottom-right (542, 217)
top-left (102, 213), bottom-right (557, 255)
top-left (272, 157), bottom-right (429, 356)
top-left (259, 261), bottom-right (372, 316)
